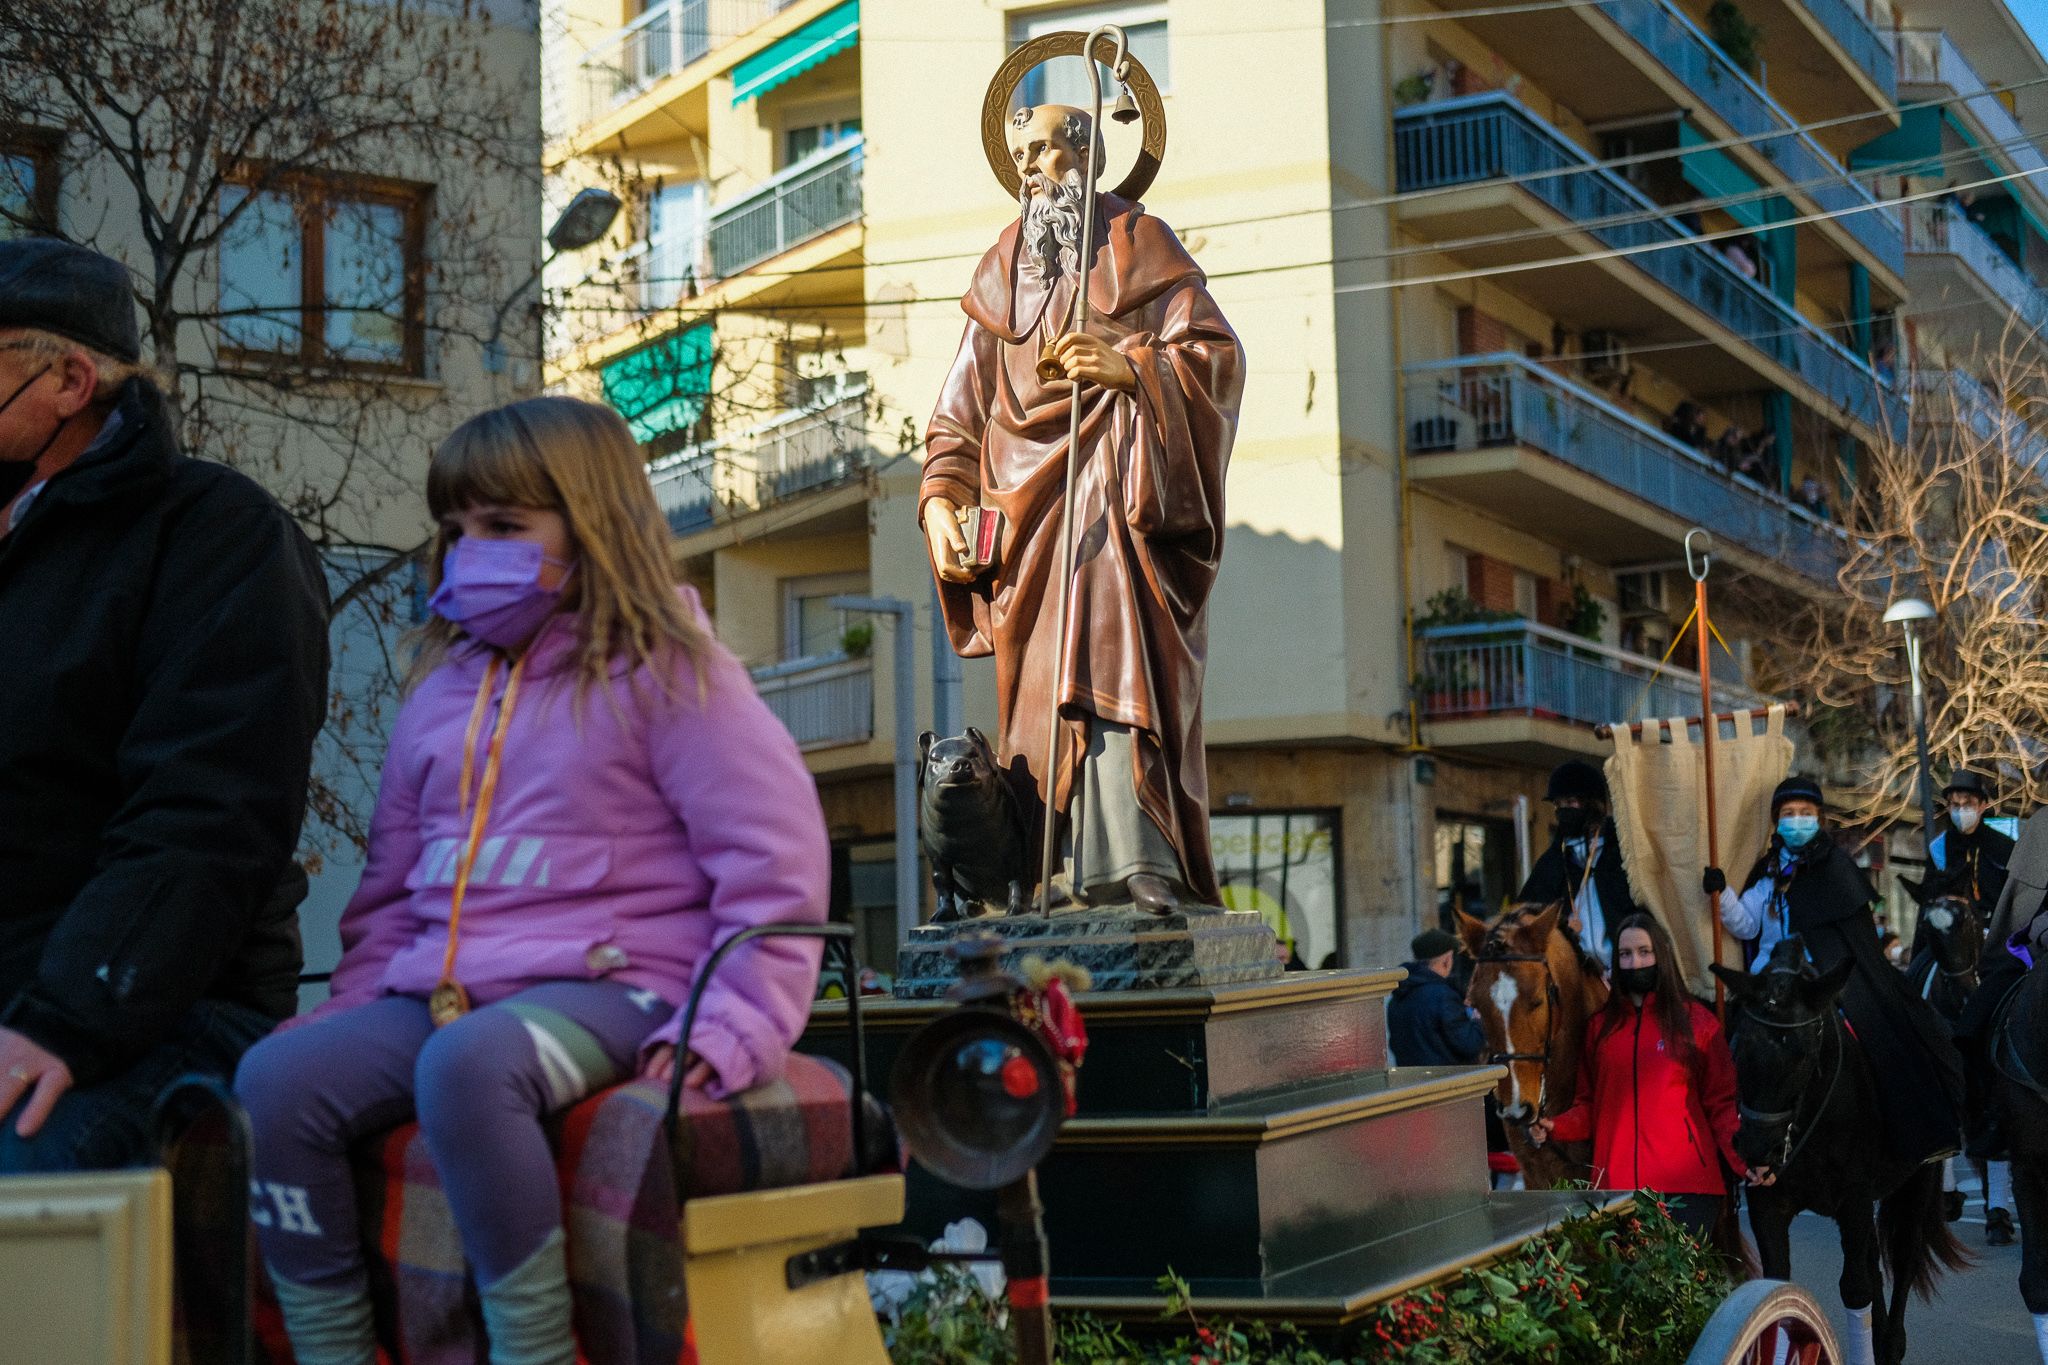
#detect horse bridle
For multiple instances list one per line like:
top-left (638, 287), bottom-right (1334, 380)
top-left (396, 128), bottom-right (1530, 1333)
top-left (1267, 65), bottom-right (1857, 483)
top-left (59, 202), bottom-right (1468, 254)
top-left (1474, 945), bottom-right (1563, 1113)
top-left (1734, 998), bottom-right (1842, 1173)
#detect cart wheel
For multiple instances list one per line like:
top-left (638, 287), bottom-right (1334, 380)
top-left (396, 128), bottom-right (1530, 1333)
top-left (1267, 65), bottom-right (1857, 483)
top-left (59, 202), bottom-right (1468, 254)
top-left (1684, 1280), bottom-right (1841, 1365)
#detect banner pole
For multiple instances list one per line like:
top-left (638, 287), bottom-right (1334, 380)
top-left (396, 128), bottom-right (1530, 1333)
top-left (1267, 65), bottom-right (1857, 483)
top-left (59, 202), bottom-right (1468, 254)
top-left (1687, 531), bottom-right (1723, 1016)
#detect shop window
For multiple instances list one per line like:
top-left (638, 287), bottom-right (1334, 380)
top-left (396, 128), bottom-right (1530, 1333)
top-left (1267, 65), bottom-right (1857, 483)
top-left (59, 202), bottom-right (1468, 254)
top-left (1212, 811), bottom-right (1341, 969)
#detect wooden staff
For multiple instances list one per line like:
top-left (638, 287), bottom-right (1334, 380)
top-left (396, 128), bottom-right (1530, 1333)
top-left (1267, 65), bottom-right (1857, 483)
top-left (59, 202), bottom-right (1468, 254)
top-left (1035, 25), bottom-right (1131, 920)
top-left (1686, 532), bottom-right (1724, 1014)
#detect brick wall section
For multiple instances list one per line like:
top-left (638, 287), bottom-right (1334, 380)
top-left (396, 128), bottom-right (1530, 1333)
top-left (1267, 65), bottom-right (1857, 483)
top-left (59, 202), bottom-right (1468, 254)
top-left (1466, 554), bottom-right (1519, 613)
top-left (1456, 306), bottom-right (1511, 357)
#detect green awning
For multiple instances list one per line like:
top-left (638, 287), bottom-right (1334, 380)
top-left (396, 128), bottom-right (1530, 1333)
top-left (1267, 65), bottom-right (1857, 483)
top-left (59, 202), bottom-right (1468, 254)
top-left (1850, 106), bottom-right (1943, 175)
top-left (1679, 122), bottom-right (1768, 229)
top-left (602, 324), bottom-right (712, 446)
top-left (731, 0), bottom-right (857, 105)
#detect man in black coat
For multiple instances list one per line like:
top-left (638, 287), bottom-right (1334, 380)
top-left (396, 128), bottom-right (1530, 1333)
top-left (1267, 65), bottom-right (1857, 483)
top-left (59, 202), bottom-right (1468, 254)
top-left (0, 240), bottom-right (329, 1171)
top-left (1520, 759), bottom-right (1641, 973)
top-left (1388, 929), bottom-right (1485, 1067)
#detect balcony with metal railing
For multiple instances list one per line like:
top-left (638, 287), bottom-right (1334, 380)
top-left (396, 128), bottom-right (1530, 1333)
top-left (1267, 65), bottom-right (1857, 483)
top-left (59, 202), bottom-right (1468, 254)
top-left (1904, 200), bottom-right (2048, 344)
top-left (1912, 368), bottom-right (2048, 477)
top-left (644, 383), bottom-right (871, 535)
top-left (1395, 95), bottom-right (1903, 438)
top-left (751, 655), bottom-right (873, 749)
top-left (1600, 0), bottom-right (1901, 276)
top-left (1792, 0), bottom-right (1895, 99)
top-left (1404, 354), bottom-right (1848, 586)
top-left (572, 0), bottom-right (797, 121)
top-left (708, 138), bottom-right (863, 278)
top-left (1408, 0), bottom-right (1900, 275)
top-left (1416, 621), bottom-right (1762, 733)
top-left (1894, 31), bottom-right (2048, 213)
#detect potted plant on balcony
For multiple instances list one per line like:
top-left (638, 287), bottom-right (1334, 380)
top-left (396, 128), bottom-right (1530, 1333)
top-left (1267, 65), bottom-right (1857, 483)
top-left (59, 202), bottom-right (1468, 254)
top-left (1706, 2), bottom-right (1764, 79)
top-left (1414, 589), bottom-right (1522, 712)
top-left (840, 622), bottom-right (874, 660)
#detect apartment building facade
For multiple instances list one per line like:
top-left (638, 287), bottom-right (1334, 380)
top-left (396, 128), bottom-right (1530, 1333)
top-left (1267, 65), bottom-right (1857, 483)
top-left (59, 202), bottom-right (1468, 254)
top-left (541, 0), bottom-right (2048, 970)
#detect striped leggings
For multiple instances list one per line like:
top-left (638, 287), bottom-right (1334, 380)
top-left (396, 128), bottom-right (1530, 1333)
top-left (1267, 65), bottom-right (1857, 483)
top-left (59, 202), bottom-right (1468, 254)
top-left (235, 981), bottom-right (668, 1290)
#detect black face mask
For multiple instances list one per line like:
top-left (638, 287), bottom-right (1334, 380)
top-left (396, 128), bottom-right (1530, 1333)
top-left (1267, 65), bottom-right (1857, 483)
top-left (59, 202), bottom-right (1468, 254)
top-left (0, 363), bottom-right (61, 508)
top-left (1555, 806), bottom-right (1592, 840)
top-left (1613, 965), bottom-right (1657, 997)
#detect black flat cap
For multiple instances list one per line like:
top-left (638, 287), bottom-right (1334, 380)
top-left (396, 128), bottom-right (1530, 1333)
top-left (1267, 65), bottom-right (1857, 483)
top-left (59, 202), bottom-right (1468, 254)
top-left (0, 239), bottom-right (141, 362)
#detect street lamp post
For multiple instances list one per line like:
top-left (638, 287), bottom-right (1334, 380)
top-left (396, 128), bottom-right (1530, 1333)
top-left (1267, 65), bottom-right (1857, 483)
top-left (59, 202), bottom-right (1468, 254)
top-left (483, 186), bottom-right (623, 375)
top-left (1883, 596), bottom-right (1940, 858)
top-left (830, 595), bottom-right (920, 949)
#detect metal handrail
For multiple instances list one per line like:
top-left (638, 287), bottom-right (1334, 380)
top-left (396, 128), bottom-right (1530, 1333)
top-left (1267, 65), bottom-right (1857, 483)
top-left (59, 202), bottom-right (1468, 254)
top-left (1894, 30), bottom-right (2048, 196)
top-left (1796, 0), bottom-right (1895, 98)
top-left (664, 922), bottom-right (870, 1181)
top-left (708, 138), bottom-right (863, 277)
top-left (1906, 200), bottom-right (2048, 339)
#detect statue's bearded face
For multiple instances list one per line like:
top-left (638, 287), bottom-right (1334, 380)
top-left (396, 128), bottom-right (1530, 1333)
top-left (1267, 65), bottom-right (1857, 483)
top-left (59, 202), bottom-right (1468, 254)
top-left (1019, 167), bottom-right (1086, 280)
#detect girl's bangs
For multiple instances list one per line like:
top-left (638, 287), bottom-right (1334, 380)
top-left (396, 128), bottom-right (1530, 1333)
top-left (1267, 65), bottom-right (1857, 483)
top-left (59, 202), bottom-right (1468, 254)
top-left (427, 409), bottom-right (561, 519)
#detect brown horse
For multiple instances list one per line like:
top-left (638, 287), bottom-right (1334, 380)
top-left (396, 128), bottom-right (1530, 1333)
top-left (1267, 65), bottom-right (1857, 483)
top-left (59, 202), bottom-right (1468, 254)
top-left (1459, 901), bottom-right (1610, 1189)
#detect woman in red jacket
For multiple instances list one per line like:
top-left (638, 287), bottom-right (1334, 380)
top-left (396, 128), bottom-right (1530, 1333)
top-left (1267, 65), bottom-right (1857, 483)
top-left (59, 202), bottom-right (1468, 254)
top-left (1528, 912), bottom-right (1762, 1241)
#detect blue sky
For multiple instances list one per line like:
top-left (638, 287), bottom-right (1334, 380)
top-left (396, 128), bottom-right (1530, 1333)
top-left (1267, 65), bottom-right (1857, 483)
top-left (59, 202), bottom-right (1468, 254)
top-left (2017, 0), bottom-right (2048, 60)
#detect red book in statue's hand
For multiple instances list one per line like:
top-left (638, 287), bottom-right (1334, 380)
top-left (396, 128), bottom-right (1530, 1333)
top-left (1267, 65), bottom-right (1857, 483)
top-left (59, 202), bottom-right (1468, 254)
top-left (960, 505), bottom-right (1003, 576)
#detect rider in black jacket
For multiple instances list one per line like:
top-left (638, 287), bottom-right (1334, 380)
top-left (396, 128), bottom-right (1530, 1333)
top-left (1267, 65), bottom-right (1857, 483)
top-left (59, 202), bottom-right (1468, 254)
top-left (1520, 760), bottom-right (1641, 973)
top-left (0, 240), bottom-right (329, 1170)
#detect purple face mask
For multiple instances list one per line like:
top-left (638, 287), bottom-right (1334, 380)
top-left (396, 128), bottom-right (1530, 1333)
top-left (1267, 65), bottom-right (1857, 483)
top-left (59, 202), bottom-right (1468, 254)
top-left (428, 537), bottom-right (573, 648)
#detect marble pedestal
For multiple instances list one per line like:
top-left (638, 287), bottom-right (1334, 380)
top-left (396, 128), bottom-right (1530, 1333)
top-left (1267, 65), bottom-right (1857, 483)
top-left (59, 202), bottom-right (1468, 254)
top-left (890, 906), bottom-right (1283, 999)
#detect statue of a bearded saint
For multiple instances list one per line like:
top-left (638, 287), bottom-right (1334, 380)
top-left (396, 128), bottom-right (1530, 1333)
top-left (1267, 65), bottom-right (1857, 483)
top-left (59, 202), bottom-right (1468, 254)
top-left (920, 103), bottom-right (1244, 915)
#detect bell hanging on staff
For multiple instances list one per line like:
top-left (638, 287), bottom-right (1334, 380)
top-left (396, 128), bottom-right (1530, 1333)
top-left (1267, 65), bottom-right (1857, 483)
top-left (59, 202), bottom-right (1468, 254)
top-left (1036, 341), bottom-right (1067, 385)
top-left (1110, 80), bottom-right (1138, 125)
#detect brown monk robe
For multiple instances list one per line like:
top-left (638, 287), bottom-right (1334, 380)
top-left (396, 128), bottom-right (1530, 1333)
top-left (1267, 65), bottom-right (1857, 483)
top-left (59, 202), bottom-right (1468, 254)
top-left (920, 128), bottom-right (1243, 908)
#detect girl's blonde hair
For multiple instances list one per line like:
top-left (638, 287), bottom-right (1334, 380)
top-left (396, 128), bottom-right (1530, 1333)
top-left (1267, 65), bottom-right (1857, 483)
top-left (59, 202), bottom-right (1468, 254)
top-left (410, 395), bottom-right (714, 698)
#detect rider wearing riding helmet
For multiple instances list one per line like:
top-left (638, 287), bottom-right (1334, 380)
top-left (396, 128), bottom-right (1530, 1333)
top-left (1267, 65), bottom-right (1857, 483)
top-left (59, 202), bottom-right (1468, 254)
top-left (1707, 775), bottom-right (1964, 1168)
top-left (1928, 771), bottom-right (2014, 936)
top-left (1956, 805), bottom-right (2048, 1170)
top-left (1527, 912), bottom-right (1757, 1244)
top-left (1521, 760), bottom-right (1642, 974)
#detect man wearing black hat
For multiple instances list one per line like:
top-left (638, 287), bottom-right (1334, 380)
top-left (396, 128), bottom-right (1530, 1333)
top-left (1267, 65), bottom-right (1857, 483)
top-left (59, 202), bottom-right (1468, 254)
top-left (1519, 759), bottom-right (1642, 972)
top-left (1707, 775), bottom-right (1963, 1168)
top-left (0, 240), bottom-right (329, 1171)
top-left (1387, 929), bottom-right (1485, 1068)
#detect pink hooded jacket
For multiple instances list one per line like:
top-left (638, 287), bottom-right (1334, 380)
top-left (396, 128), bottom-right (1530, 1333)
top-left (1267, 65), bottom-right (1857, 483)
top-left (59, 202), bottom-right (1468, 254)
top-left (293, 590), bottom-right (828, 1097)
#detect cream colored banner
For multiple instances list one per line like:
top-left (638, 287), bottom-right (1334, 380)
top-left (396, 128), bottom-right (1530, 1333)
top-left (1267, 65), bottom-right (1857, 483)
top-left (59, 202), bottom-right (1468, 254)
top-left (1606, 704), bottom-right (1794, 994)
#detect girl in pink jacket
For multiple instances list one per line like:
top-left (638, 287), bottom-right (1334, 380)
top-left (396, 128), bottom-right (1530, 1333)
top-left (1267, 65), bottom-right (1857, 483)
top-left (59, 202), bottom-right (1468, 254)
top-left (236, 396), bottom-right (828, 1365)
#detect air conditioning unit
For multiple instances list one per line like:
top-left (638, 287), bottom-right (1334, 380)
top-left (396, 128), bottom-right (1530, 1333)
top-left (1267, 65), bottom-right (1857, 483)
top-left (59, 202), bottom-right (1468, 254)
top-left (1582, 330), bottom-right (1630, 384)
top-left (1618, 570), bottom-right (1670, 617)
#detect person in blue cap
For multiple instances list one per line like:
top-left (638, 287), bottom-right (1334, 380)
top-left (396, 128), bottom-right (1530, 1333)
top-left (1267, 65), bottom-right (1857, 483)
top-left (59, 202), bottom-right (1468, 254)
top-left (1706, 775), bottom-right (1963, 1168)
top-left (0, 238), bottom-right (329, 1171)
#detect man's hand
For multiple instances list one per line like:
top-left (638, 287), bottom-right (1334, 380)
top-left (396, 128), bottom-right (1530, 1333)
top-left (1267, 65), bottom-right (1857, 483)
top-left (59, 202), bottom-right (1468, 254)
top-left (1745, 1164), bottom-right (1776, 1187)
top-left (1702, 867), bottom-right (1727, 896)
top-left (640, 1043), bottom-right (714, 1091)
top-left (1050, 332), bottom-right (1136, 391)
top-left (922, 497), bottom-right (974, 583)
top-left (0, 1027), bottom-right (73, 1139)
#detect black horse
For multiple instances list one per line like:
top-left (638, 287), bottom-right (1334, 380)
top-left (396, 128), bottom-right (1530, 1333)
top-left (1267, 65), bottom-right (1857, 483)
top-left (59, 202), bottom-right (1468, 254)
top-left (1902, 874), bottom-right (1995, 1230)
top-left (1988, 963), bottom-right (2048, 1348)
top-left (1713, 940), bottom-right (1969, 1365)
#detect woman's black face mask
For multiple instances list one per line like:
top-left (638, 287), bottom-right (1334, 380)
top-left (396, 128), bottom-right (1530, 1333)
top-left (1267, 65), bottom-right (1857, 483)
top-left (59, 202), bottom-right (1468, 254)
top-left (1613, 964), bottom-right (1658, 998)
top-left (0, 363), bottom-right (60, 506)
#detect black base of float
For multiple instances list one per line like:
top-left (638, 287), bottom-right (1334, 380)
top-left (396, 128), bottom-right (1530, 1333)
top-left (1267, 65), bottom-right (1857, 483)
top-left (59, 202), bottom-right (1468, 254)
top-left (891, 906), bottom-right (1283, 999)
top-left (803, 967), bottom-right (1612, 1326)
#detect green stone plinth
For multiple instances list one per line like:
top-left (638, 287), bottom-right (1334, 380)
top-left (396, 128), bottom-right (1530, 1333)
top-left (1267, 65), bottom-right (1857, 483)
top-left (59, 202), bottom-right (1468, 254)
top-left (891, 906), bottom-right (1283, 999)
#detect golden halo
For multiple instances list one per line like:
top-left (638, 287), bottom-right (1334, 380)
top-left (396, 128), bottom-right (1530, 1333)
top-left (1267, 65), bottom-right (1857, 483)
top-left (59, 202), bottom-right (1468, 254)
top-left (981, 32), bottom-right (1166, 203)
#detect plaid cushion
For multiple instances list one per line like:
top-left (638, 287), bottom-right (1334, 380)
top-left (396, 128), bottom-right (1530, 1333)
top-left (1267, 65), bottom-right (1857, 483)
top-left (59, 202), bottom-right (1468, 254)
top-left (253, 1052), bottom-right (861, 1365)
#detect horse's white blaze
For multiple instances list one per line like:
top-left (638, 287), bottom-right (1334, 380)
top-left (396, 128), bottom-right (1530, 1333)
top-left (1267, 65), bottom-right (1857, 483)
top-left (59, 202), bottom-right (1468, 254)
top-left (1926, 905), bottom-right (1954, 931)
top-left (1488, 973), bottom-right (1521, 1108)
